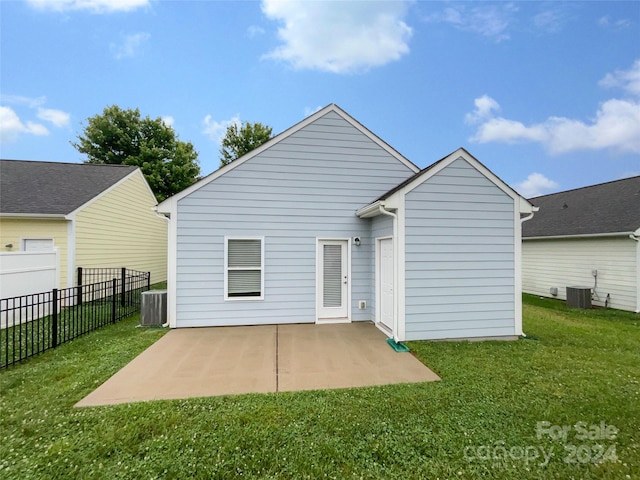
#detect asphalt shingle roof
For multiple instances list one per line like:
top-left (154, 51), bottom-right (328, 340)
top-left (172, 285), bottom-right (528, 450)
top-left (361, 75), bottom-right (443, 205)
top-left (523, 176), bottom-right (640, 237)
top-left (0, 160), bottom-right (137, 215)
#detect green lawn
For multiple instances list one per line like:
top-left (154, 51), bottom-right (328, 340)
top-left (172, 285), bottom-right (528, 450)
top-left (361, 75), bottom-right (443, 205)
top-left (0, 295), bottom-right (638, 479)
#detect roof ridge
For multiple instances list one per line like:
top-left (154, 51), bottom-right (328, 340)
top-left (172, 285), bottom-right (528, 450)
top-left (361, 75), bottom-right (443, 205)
top-left (529, 175), bottom-right (640, 200)
top-left (0, 159), bottom-right (137, 168)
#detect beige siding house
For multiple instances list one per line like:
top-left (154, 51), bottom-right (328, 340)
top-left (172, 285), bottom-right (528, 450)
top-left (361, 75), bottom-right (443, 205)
top-left (522, 176), bottom-right (640, 313)
top-left (0, 160), bottom-right (167, 292)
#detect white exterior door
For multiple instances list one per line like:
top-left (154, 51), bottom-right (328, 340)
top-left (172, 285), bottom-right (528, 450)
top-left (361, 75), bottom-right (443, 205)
top-left (317, 240), bottom-right (349, 321)
top-left (379, 238), bottom-right (394, 332)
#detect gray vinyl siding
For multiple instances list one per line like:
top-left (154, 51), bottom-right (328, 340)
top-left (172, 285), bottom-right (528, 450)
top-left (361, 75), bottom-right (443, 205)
top-left (404, 158), bottom-right (516, 340)
top-left (523, 236), bottom-right (638, 312)
top-left (175, 111), bottom-right (414, 327)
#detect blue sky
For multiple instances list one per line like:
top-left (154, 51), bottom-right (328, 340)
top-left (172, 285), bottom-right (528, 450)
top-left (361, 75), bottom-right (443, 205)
top-left (1, 0), bottom-right (639, 198)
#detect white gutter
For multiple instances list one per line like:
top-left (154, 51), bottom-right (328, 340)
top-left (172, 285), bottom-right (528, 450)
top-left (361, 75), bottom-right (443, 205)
top-left (517, 205), bottom-right (538, 338)
top-left (152, 205), bottom-right (170, 222)
top-left (524, 231), bottom-right (633, 241)
top-left (377, 204), bottom-right (400, 343)
top-left (631, 229), bottom-right (640, 313)
top-left (355, 200), bottom-right (384, 219)
top-left (0, 213), bottom-right (67, 219)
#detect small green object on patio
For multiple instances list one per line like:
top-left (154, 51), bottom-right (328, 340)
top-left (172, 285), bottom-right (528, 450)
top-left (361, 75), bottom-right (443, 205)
top-left (386, 338), bottom-right (410, 352)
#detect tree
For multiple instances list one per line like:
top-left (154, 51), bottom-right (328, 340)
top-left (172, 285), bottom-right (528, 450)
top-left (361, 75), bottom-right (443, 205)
top-left (219, 121), bottom-right (273, 167)
top-left (72, 105), bottom-right (200, 201)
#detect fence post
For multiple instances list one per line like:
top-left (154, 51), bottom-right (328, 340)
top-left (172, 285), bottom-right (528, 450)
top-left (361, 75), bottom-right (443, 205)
top-left (52, 288), bottom-right (58, 348)
top-left (76, 267), bottom-right (83, 306)
top-left (120, 267), bottom-right (126, 307)
top-left (111, 278), bottom-right (117, 324)
top-left (147, 272), bottom-right (151, 291)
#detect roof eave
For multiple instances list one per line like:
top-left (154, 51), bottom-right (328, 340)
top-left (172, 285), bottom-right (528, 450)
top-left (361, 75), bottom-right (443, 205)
top-left (355, 200), bottom-right (385, 218)
top-left (0, 213), bottom-right (68, 219)
top-left (523, 231), bottom-right (636, 240)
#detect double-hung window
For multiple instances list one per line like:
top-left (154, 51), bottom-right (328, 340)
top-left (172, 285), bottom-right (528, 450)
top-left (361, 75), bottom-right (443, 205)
top-left (225, 237), bottom-right (264, 300)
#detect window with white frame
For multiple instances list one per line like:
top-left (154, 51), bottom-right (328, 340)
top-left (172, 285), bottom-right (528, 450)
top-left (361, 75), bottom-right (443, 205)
top-left (225, 237), bottom-right (264, 300)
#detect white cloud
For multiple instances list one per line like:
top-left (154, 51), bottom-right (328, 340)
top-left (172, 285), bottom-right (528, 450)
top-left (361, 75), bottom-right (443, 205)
top-left (467, 61), bottom-right (640, 154)
top-left (26, 0), bottom-right (150, 13)
top-left (598, 16), bottom-right (632, 30)
top-left (0, 94), bottom-right (47, 108)
top-left (425, 3), bottom-right (517, 42)
top-left (533, 9), bottom-right (566, 33)
top-left (0, 96), bottom-right (70, 144)
top-left (471, 115), bottom-right (548, 144)
top-left (304, 105), bottom-right (323, 117)
top-left (0, 106), bottom-right (49, 144)
top-left (514, 172), bottom-right (559, 198)
top-left (247, 25), bottom-right (265, 38)
top-left (161, 116), bottom-right (174, 127)
top-left (261, 0), bottom-right (412, 74)
top-left (599, 59), bottom-right (640, 96)
top-left (111, 32), bottom-right (151, 59)
top-left (465, 95), bottom-right (501, 124)
top-left (203, 114), bottom-right (241, 144)
top-left (37, 108), bottom-right (71, 127)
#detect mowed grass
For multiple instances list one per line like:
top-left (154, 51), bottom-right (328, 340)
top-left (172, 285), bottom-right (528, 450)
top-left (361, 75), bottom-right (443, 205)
top-left (0, 296), bottom-right (638, 479)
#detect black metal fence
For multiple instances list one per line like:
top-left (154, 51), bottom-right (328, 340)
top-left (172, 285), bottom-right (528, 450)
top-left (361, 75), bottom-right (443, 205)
top-left (0, 268), bottom-right (150, 369)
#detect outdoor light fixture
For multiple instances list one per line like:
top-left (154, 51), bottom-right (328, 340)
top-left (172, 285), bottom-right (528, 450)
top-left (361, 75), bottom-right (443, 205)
top-left (354, 237), bottom-right (361, 246)
top-left (5, 244), bottom-right (13, 249)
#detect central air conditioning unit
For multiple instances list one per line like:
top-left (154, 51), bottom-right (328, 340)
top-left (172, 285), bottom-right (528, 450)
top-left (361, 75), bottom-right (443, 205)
top-left (566, 286), bottom-right (591, 309)
top-left (141, 290), bottom-right (167, 326)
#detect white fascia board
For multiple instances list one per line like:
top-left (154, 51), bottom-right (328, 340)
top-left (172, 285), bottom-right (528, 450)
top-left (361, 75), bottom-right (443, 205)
top-left (523, 232), bottom-right (634, 241)
top-left (157, 104), bottom-right (420, 212)
top-left (332, 105), bottom-right (420, 174)
top-left (66, 168), bottom-right (148, 217)
top-left (0, 213), bottom-right (66, 219)
top-left (166, 200), bottom-right (178, 328)
top-left (395, 194), bottom-right (405, 342)
top-left (158, 105), bottom-right (345, 209)
top-left (355, 201), bottom-right (384, 218)
top-left (382, 148), bottom-right (535, 214)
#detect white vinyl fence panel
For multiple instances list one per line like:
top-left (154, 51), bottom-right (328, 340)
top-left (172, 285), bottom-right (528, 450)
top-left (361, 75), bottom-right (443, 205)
top-left (0, 250), bottom-right (59, 300)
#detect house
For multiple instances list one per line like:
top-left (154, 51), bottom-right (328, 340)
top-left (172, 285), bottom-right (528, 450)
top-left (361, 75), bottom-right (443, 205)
top-left (522, 176), bottom-right (640, 313)
top-left (0, 160), bottom-right (168, 293)
top-left (157, 104), bottom-right (535, 341)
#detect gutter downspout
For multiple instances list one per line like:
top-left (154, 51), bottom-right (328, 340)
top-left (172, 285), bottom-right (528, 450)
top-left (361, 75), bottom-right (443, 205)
top-left (152, 206), bottom-right (171, 327)
top-left (378, 205), bottom-right (400, 343)
top-left (518, 206), bottom-right (539, 337)
top-left (630, 229), bottom-right (640, 313)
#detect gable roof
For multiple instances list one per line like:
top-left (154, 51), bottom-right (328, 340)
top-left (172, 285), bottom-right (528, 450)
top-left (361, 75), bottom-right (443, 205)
top-left (357, 147), bottom-right (534, 217)
top-left (157, 104), bottom-right (420, 212)
top-left (0, 160), bottom-right (138, 216)
top-left (523, 176), bottom-right (640, 238)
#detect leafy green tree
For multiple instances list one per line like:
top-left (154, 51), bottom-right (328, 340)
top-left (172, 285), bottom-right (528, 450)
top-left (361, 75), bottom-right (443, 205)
top-left (72, 105), bottom-right (200, 201)
top-left (219, 121), bottom-right (273, 167)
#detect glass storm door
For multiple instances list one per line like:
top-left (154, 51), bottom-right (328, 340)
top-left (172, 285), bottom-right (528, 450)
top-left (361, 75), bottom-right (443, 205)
top-left (317, 240), bottom-right (349, 321)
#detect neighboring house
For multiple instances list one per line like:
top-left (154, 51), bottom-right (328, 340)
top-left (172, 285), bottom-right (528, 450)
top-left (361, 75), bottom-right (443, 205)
top-left (0, 160), bottom-right (168, 292)
top-left (157, 104), bottom-right (535, 341)
top-left (522, 176), bottom-right (640, 313)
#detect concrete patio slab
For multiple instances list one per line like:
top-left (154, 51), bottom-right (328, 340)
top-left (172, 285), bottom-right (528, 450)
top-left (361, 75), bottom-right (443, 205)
top-left (75, 322), bottom-right (439, 407)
